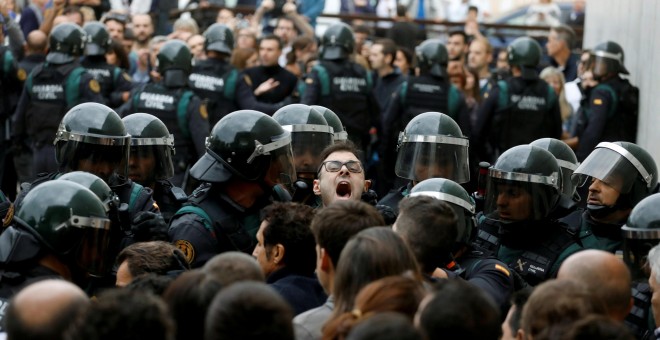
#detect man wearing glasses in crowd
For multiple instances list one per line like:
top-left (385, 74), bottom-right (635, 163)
top-left (313, 141), bottom-right (372, 207)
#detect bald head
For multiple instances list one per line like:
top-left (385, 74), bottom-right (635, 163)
top-left (26, 30), bottom-right (48, 54)
top-left (557, 250), bottom-right (632, 321)
top-left (202, 251), bottom-right (265, 287)
top-left (6, 280), bottom-right (88, 340)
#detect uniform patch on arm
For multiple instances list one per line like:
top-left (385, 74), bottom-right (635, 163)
top-left (200, 103), bottom-right (208, 120)
top-left (593, 98), bottom-right (603, 105)
top-left (174, 240), bottom-right (196, 264)
top-left (495, 264), bottom-right (510, 276)
top-left (89, 79), bottom-right (101, 93)
top-left (17, 69), bottom-right (26, 82)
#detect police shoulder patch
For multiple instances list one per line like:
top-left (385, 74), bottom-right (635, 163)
top-left (593, 98), bottom-right (603, 105)
top-left (305, 78), bottom-right (314, 84)
top-left (89, 79), bottom-right (101, 93)
top-left (243, 75), bottom-right (253, 87)
top-left (152, 201), bottom-right (160, 211)
top-left (122, 72), bottom-right (132, 82)
top-left (17, 68), bottom-right (26, 82)
top-left (174, 239), bottom-right (196, 264)
top-left (494, 263), bottom-right (511, 277)
top-left (199, 103), bottom-right (208, 120)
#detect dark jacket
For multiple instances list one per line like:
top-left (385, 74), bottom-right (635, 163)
top-left (267, 266), bottom-right (327, 316)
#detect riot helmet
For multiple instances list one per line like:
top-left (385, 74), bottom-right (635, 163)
top-left (320, 23), bottom-right (355, 61)
top-left (58, 171), bottom-right (120, 214)
top-left (484, 145), bottom-right (562, 222)
top-left (410, 178), bottom-right (476, 247)
top-left (507, 37), bottom-right (542, 79)
top-left (47, 22), bottom-right (86, 64)
top-left (592, 41), bottom-right (629, 78)
top-left (395, 112), bottom-right (470, 184)
top-left (54, 103), bottom-right (131, 184)
top-left (204, 23), bottom-right (234, 54)
top-left (622, 193), bottom-right (660, 280)
top-left (530, 138), bottom-right (580, 202)
top-left (14, 181), bottom-right (113, 277)
top-left (83, 21), bottom-right (111, 56)
top-left (190, 110), bottom-right (296, 191)
top-left (415, 39), bottom-right (449, 77)
top-left (311, 105), bottom-right (348, 142)
top-left (122, 113), bottom-right (175, 186)
top-left (573, 141), bottom-right (657, 211)
top-left (157, 40), bottom-right (193, 87)
top-left (273, 104), bottom-right (333, 175)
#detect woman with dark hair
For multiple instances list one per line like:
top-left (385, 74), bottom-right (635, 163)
top-left (323, 275), bottom-right (427, 340)
top-left (231, 47), bottom-right (259, 71)
top-left (394, 47), bottom-right (414, 77)
top-left (324, 227), bottom-right (421, 337)
top-left (285, 35), bottom-right (318, 78)
top-left (106, 38), bottom-right (131, 71)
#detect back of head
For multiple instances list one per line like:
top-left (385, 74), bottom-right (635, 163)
top-left (83, 21), bottom-right (111, 56)
top-left (157, 40), bottom-right (193, 87)
top-left (311, 200), bottom-right (384, 267)
top-left (396, 196), bottom-right (458, 273)
top-left (415, 39), bottom-right (449, 77)
top-left (551, 24), bottom-right (577, 50)
top-left (418, 279), bottom-right (500, 340)
top-left (205, 281), bottom-right (294, 340)
top-left (321, 23), bottom-right (355, 61)
top-left (47, 22), bottom-right (86, 64)
top-left (67, 288), bottom-right (175, 340)
top-left (203, 23), bottom-right (234, 55)
top-left (333, 227), bottom-right (420, 314)
top-left (507, 37), bottom-right (542, 79)
top-left (561, 314), bottom-right (634, 340)
top-left (623, 193), bottom-right (660, 280)
top-left (202, 251), bottom-right (265, 286)
top-left (346, 312), bottom-right (423, 340)
top-left (116, 241), bottom-right (190, 281)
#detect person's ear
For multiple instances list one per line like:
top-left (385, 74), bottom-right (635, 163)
top-left (364, 179), bottom-right (372, 192)
top-left (320, 248), bottom-right (331, 271)
top-left (272, 244), bottom-right (285, 264)
top-left (313, 179), bottom-right (321, 195)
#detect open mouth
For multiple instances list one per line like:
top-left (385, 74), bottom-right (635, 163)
top-left (336, 181), bottom-right (352, 199)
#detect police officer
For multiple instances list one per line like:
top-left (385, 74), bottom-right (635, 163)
top-left (621, 193), bottom-right (660, 338)
top-left (574, 41), bottom-right (638, 161)
top-left (564, 141), bottom-right (658, 253)
top-left (312, 105), bottom-right (349, 143)
top-left (474, 145), bottom-right (582, 286)
top-left (472, 37), bottom-right (562, 163)
top-left (169, 110), bottom-right (296, 268)
top-left (81, 22), bottom-right (132, 109)
top-left (119, 40), bottom-right (209, 190)
top-left (0, 181), bottom-right (113, 304)
top-left (529, 138), bottom-right (580, 218)
top-left (378, 112), bottom-right (470, 214)
top-left (301, 23), bottom-right (379, 157)
top-left (122, 113), bottom-right (187, 222)
top-left (410, 178), bottom-right (515, 312)
top-left (188, 23), bottom-right (239, 127)
top-left (272, 104), bottom-right (334, 206)
top-left (12, 23), bottom-right (103, 176)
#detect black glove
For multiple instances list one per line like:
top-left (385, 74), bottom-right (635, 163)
top-left (131, 211), bottom-right (169, 242)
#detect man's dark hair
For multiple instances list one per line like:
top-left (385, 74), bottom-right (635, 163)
top-left (125, 273), bottom-right (176, 296)
top-left (5, 293), bottom-right (87, 340)
top-left (562, 314), bottom-right (634, 340)
top-left (507, 287), bottom-right (533, 338)
top-left (311, 200), bottom-right (384, 266)
top-left (276, 16), bottom-right (298, 34)
top-left (396, 196), bottom-right (458, 274)
top-left (551, 24), bottom-right (577, 50)
top-left (202, 251), bottom-right (265, 286)
top-left (116, 241), bottom-right (190, 279)
top-left (449, 30), bottom-right (468, 44)
top-left (67, 289), bottom-right (175, 340)
top-left (204, 281), bottom-right (294, 340)
top-left (418, 280), bottom-right (501, 340)
top-left (317, 140), bottom-right (362, 176)
top-left (353, 24), bottom-right (371, 36)
top-left (260, 34), bottom-right (283, 50)
top-left (261, 202), bottom-right (316, 276)
top-left (163, 270), bottom-right (223, 340)
top-left (396, 4), bottom-right (408, 17)
top-left (346, 312), bottom-right (423, 340)
top-left (397, 46), bottom-right (414, 65)
top-left (468, 5), bottom-right (479, 14)
top-left (375, 38), bottom-right (397, 67)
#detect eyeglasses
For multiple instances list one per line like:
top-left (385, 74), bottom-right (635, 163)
top-left (318, 160), bottom-right (363, 173)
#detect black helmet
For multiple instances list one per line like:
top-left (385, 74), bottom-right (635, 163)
top-left (14, 181), bottom-right (113, 277)
top-left (485, 145), bottom-right (561, 222)
top-left (122, 113), bottom-right (175, 185)
top-left (203, 23), bottom-right (234, 54)
top-left (58, 171), bottom-right (120, 214)
top-left (320, 23), bottom-right (355, 61)
top-left (157, 40), bottom-right (193, 87)
top-left (415, 39), bottom-right (449, 77)
top-left (592, 41), bottom-right (629, 77)
top-left (273, 104), bottom-right (333, 175)
top-left (54, 103), bottom-right (131, 183)
top-left (507, 37), bottom-right (542, 79)
top-left (83, 21), bottom-right (111, 56)
top-left (311, 105), bottom-right (348, 142)
top-left (396, 112), bottom-right (470, 184)
top-left (622, 193), bottom-right (660, 280)
top-left (410, 178), bottom-right (476, 246)
top-left (47, 23), bottom-right (86, 64)
top-left (573, 142), bottom-right (657, 209)
top-left (190, 110), bottom-right (296, 190)
top-left (530, 138), bottom-right (580, 203)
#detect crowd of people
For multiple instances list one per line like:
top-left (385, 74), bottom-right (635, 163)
top-left (0, 0), bottom-right (657, 339)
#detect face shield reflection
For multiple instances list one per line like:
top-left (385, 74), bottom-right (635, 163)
top-left (265, 145), bottom-right (297, 193)
top-left (290, 130), bottom-right (333, 174)
top-left (484, 171), bottom-right (559, 222)
top-left (395, 138), bottom-right (470, 184)
top-left (69, 215), bottom-right (113, 277)
top-left (572, 146), bottom-right (647, 195)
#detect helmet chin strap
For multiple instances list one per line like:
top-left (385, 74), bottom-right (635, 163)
top-left (587, 194), bottom-right (632, 219)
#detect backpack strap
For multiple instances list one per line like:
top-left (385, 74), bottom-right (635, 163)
top-left (448, 84), bottom-right (461, 117)
top-left (399, 81), bottom-right (409, 107)
top-left (3, 49), bottom-right (13, 76)
top-left (496, 80), bottom-right (509, 111)
top-left (177, 90), bottom-right (194, 139)
top-left (223, 69), bottom-right (238, 100)
top-left (173, 205), bottom-right (214, 237)
top-left (128, 182), bottom-right (146, 212)
top-left (594, 83), bottom-right (619, 118)
top-left (65, 67), bottom-right (86, 108)
top-left (312, 64), bottom-right (330, 96)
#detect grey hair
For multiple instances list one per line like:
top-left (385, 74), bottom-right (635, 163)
top-left (648, 244), bottom-right (660, 282)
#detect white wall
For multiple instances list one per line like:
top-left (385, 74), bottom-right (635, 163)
top-left (583, 0), bottom-right (660, 164)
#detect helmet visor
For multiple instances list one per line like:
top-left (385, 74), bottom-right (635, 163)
top-left (558, 161), bottom-right (578, 198)
top-left (395, 136), bottom-right (470, 183)
top-left (129, 136), bottom-right (175, 182)
top-left (70, 215), bottom-right (113, 277)
top-left (484, 174), bottom-right (559, 222)
top-left (265, 144), bottom-right (297, 193)
top-left (573, 145), bottom-right (649, 195)
top-left (287, 127), bottom-right (334, 174)
top-left (57, 140), bottom-right (130, 182)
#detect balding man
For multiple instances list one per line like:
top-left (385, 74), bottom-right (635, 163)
top-left (202, 251), bottom-right (265, 287)
top-left (557, 249), bottom-right (632, 321)
top-left (4, 280), bottom-right (89, 339)
top-left (19, 30), bottom-right (48, 76)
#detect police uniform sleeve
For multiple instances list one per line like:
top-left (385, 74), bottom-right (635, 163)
top-left (186, 95), bottom-right (210, 158)
top-left (300, 68), bottom-right (320, 105)
top-left (169, 213), bottom-right (220, 268)
top-left (3, 55), bottom-right (21, 121)
top-left (546, 87), bottom-right (562, 139)
top-left (11, 85), bottom-right (30, 141)
top-left (115, 86), bottom-right (142, 117)
top-left (464, 258), bottom-right (515, 311)
top-left (471, 84), bottom-right (500, 160)
top-left (108, 70), bottom-right (133, 108)
top-left (235, 72), bottom-right (288, 115)
top-left (78, 73), bottom-right (105, 104)
top-left (576, 86), bottom-right (614, 161)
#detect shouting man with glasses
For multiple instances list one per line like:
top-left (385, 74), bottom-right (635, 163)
top-left (313, 141), bottom-right (372, 207)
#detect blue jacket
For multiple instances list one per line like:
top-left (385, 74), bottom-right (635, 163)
top-left (267, 267), bottom-right (327, 315)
